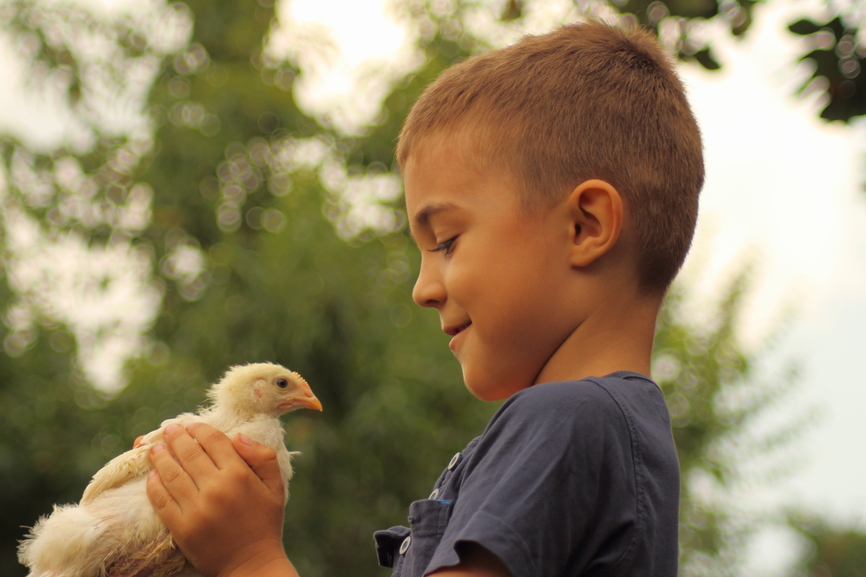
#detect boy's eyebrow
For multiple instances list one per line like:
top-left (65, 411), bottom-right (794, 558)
top-left (413, 202), bottom-right (459, 229)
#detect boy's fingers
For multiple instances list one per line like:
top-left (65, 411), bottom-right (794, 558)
top-left (162, 423), bottom-right (219, 479)
top-left (147, 445), bottom-right (194, 514)
top-left (133, 436), bottom-right (145, 449)
top-left (233, 433), bottom-right (285, 502)
top-left (146, 468), bottom-right (180, 517)
top-left (185, 422), bottom-right (244, 471)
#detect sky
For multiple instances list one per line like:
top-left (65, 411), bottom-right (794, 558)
top-left (676, 6), bottom-right (866, 534)
top-left (0, 0), bottom-right (864, 573)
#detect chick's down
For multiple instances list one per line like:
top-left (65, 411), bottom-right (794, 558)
top-left (18, 362), bottom-right (322, 577)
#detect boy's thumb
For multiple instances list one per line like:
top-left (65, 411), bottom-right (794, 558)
top-left (232, 433), bottom-right (285, 502)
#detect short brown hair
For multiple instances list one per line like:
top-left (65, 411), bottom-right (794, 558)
top-left (397, 20), bottom-right (704, 294)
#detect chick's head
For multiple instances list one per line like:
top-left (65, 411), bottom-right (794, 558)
top-left (209, 362), bottom-right (322, 419)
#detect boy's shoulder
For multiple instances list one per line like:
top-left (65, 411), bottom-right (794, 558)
top-left (413, 372), bottom-right (679, 577)
top-left (470, 371), bottom-right (672, 469)
top-left (494, 371), bottom-right (665, 429)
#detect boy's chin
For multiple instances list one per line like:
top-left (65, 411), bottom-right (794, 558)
top-left (462, 369), bottom-right (533, 402)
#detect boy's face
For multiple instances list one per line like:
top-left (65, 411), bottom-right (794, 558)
top-left (404, 134), bottom-right (579, 401)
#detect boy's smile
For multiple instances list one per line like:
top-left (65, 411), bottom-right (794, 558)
top-left (403, 133), bottom-right (582, 401)
top-left (444, 321), bottom-right (471, 349)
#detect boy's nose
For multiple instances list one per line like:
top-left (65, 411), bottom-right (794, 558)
top-left (412, 263), bottom-right (445, 308)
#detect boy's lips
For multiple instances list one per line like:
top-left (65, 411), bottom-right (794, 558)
top-left (445, 321), bottom-right (472, 350)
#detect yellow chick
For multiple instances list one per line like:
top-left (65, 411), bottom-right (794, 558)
top-left (18, 362), bottom-right (322, 577)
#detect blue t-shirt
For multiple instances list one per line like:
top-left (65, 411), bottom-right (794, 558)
top-left (374, 372), bottom-right (680, 577)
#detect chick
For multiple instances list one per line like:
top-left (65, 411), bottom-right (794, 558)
top-left (18, 362), bottom-right (322, 577)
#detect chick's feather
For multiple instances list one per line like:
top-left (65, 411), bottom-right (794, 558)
top-left (19, 362), bottom-right (321, 577)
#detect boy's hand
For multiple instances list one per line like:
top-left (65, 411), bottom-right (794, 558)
top-left (146, 423), bottom-right (299, 577)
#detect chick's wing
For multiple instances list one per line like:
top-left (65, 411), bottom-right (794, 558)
top-left (80, 444), bottom-right (153, 504)
top-left (79, 416), bottom-right (188, 504)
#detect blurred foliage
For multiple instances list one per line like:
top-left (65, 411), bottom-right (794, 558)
top-left (614, 0), bottom-right (866, 124)
top-left (786, 514), bottom-right (866, 577)
top-left (655, 267), bottom-right (805, 576)
top-left (0, 0), bottom-right (834, 576)
top-left (0, 1), bottom-right (484, 575)
top-left (601, 0), bottom-right (762, 70)
top-left (397, 0), bottom-right (866, 126)
top-left (787, 16), bottom-right (866, 123)
top-left (602, 0), bottom-right (866, 124)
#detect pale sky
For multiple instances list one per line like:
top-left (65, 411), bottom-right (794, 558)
top-left (1, 0), bottom-right (864, 573)
top-left (677, 1), bottom-right (866, 526)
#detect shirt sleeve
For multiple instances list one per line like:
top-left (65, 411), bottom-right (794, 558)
top-left (424, 380), bottom-right (642, 577)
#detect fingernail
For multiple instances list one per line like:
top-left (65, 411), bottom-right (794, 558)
top-left (238, 433), bottom-right (252, 446)
top-left (165, 424), bottom-right (179, 434)
top-left (152, 444), bottom-right (165, 453)
top-left (149, 470), bottom-right (158, 479)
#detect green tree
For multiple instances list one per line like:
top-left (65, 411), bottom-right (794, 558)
top-left (0, 1), bottom-right (487, 574)
top-left (654, 268), bottom-right (804, 576)
top-left (787, 514), bottom-right (866, 577)
top-left (595, 0), bottom-right (866, 124)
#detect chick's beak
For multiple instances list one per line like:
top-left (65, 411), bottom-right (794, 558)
top-left (295, 393), bottom-right (323, 412)
top-left (279, 379), bottom-right (323, 412)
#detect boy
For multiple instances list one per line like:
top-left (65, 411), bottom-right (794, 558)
top-left (146, 19), bottom-right (702, 577)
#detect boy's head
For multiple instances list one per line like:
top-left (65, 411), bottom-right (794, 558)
top-left (402, 21), bottom-right (704, 399)
top-left (398, 20), bottom-right (704, 296)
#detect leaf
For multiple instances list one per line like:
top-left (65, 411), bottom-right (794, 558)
top-left (692, 47), bottom-right (721, 71)
top-left (500, 0), bottom-right (522, 22)
top-left (788, 18), bottom-right (824, 36)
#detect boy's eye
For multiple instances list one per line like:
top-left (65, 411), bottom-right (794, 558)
top-left (429, 237), bottom-right (457, 255)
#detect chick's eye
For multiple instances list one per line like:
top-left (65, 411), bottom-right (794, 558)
top-left (429, 237), bottom-right (456, 255)
top-left (276, 378), bottom-right (288, 389)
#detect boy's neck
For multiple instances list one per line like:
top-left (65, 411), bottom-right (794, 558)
top-left (533, 292), bottom-right (660, 385)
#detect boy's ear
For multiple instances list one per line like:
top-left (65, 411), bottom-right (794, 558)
top-left (566, 179), bottom-right (623, 268)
